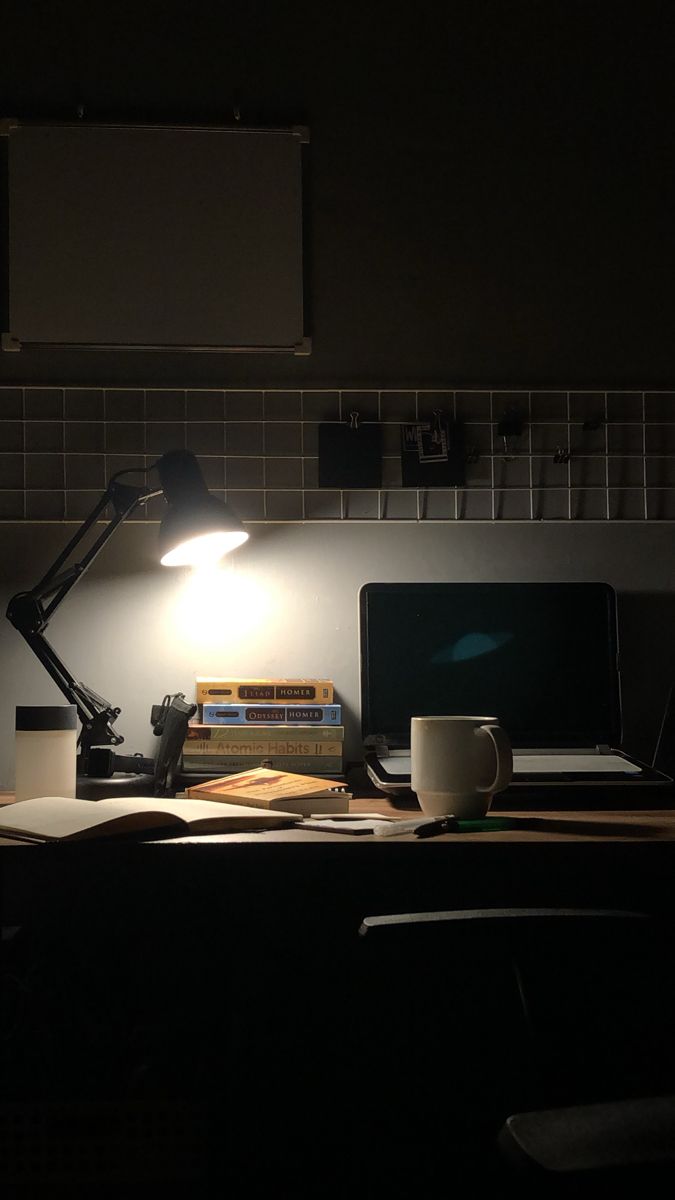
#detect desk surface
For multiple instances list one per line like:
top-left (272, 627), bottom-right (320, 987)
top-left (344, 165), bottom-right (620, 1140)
top-left (167, 801), bottom-right (675, 843)
top-left (2, 790), bottom-right (675, 844)
top-left (5, 794), bottom-right (675, 945)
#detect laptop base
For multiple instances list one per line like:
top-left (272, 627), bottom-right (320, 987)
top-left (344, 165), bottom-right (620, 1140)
top-left (365, 751), bottom-right (674, 811)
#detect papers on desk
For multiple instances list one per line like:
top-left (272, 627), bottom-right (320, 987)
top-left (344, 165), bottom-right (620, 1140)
top-left (301, 815), bottom-right (431, 836)
top-left (302, 814), bottom-right (393, 835)
top-left (301, 815), bottom-right (515, 837)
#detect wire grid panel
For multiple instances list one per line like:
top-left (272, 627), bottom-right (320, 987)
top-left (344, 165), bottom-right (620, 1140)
top-left (0, 385), bottom-right (673, 521)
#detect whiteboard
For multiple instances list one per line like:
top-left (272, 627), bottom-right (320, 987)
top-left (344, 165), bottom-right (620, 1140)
top-left (3, 121), bottom-right (309, 353)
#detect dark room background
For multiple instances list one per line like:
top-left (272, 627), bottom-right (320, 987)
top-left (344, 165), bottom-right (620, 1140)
top-left (0, 0), bottom-right (673, 785)
top-left (2, 0), bottom-right (675, 387)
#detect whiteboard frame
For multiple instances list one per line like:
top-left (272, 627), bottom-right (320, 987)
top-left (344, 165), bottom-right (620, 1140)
top-left (2, 119), bottom-right (311, 355)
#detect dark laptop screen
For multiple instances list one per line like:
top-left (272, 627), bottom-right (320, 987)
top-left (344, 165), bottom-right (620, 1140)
top-left (359, 582), bottom-right (621, 748)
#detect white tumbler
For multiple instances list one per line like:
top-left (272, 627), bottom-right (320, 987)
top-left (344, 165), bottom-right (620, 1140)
top-left (15, 705), bottom-right (78, 802)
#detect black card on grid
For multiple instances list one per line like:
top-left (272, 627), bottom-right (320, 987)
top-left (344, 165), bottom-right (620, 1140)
top-left (318, 422), bottom-right (382, 488)
top-left (400, 419), bottom-right (466, 487)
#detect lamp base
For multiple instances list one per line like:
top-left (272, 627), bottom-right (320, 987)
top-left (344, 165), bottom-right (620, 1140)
top-left (76, 774), bottom-right (157, 801)
top-left (80, 747), bottom-right (156, 778)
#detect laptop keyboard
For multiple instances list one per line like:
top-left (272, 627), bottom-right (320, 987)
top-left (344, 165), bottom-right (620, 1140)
top-left (376, 752), bottom-right (642, 777)
top-left (515, 753), bottom-right (641, 775)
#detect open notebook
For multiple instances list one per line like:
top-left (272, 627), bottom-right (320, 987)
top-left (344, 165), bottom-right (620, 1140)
top-left (359, 582), bottom-right (672, 800)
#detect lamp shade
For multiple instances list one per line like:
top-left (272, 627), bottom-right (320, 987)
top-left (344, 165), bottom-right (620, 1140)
top-left (157, 450), bottom-right (249, 566)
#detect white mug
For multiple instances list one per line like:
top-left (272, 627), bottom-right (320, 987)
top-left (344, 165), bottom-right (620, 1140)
top-left (411, 715), bottom-right (513, 819)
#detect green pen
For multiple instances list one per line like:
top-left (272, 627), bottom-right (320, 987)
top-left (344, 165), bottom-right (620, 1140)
top-left (455, 817), bottom-right (519, 832)
top-left (413, 816), bottom-right (519, 837)
top-left (398, 815), bottom-right (521, 839)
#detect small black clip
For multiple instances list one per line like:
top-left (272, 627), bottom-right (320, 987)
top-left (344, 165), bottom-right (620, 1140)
top-left (553, 446), bottom-right (571, 464)
top-left (496, 414), bottom-right (525, 439)
top-left (151, 692), bottom-right (187, 736)
top-left (152, 693), bottom-right (198, 797)
top-left (496, 412), bottom-right (525, 462)
top-left (431, 409), bottom-right (444, 446)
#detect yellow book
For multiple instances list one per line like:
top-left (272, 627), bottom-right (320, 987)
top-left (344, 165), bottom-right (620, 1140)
top-left (184, 739), bottom-right (343, 757)
top-left (196, 678), bottom-right (334, 705)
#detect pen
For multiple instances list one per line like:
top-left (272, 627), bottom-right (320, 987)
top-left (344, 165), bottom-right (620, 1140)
top-left (456, 817), bottom-right (519, 832)
top-left (373, 817), bottom-right (453, 837)
top-left (374, 814), bottom-right (521, 838)
top-left (414, 816), bottom-right (459, 838)
top-left (414, 815), bottom-right (520, 837)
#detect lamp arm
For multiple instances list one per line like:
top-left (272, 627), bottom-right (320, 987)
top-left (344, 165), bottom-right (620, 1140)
top-left (12, 624), bottom-right (124, 748)
top-left (30, 480), bottom-right (162, 618)
top-left (6, 478), bottom-right (162, 776)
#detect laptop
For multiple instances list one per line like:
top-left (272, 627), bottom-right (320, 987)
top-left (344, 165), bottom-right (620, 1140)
top-left (359, 581), bottom-right (672, 803)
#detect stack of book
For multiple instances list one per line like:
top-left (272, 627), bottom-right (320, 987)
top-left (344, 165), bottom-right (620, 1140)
top-left (182, 677), bottom-right (344, 777)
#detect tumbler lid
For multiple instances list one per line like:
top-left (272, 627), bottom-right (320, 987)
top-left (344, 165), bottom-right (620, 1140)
top-left (16, 704), bottom-right (77, 731)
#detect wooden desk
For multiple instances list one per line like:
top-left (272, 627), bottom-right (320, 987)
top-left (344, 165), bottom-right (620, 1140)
top-left (167, 802), bottom-right (675, 842)
top-left (3, 792), bottom-right (675, 926)
top-left (3, 792), bottom-right (675, 922)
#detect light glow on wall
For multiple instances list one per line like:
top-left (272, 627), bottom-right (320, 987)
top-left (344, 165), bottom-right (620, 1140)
top-left (167, 564), bottom-right (273, 653)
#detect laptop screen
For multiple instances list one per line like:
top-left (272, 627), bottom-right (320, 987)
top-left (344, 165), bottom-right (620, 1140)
top-left (359, 582), bottom-right (622, 749)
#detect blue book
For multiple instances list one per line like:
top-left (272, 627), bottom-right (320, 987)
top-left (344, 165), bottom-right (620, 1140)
top-left (202, 703), bottom-right (342, 726)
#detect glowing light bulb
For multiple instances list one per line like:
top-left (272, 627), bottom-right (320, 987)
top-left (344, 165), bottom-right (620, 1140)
top-left (160, 529), bottom-right (249, 567)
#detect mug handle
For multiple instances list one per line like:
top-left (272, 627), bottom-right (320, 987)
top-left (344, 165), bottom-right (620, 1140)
top-left (475, 724), bottom-right (513, 794)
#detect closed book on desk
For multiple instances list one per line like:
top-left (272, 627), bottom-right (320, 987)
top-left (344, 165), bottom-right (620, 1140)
top-left (182, 754), bottom-right (344, 777)
top-left (0, 795), bottom-right (300, 841)
top-left (185, 766), bottom-right (351, 816)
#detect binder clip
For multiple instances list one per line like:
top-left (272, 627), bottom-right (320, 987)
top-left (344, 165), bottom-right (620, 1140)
top-left (318, 411), bottom-right (382, 488)
top-left (496, 412), bottom-right (525, 461)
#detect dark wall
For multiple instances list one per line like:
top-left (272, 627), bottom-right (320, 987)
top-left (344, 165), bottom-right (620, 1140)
top-left (1, 0), bottom-right (674, 388)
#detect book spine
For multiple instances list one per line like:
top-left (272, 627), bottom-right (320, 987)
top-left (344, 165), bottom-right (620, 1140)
top-left (184, 739), bottom-right (343, 757)
top-left (196, 680), bottom-right (334, 704)
top-left (181, 754), bottom-right (344, 775)
top-left (200, 704), bottom-right (342, 725)
top-left (187, 723), bottom-right (344, 742)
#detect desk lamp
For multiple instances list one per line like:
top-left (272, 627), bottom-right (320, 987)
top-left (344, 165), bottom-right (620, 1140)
top-left (6, 450), bottom-right (248, 779)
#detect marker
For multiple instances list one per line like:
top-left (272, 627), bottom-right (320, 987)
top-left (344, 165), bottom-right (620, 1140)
top-left (415, 816), bottom-right (460, 838)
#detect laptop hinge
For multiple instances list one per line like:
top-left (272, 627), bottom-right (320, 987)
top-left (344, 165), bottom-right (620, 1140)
top-left (364, 735), bottom-right (390, 756)
top-left (596, 745), bottom-right (612, 754)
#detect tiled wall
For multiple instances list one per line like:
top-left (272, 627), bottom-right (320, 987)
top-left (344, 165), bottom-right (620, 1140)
top-left (1, 385), bottom-right (674, 521)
